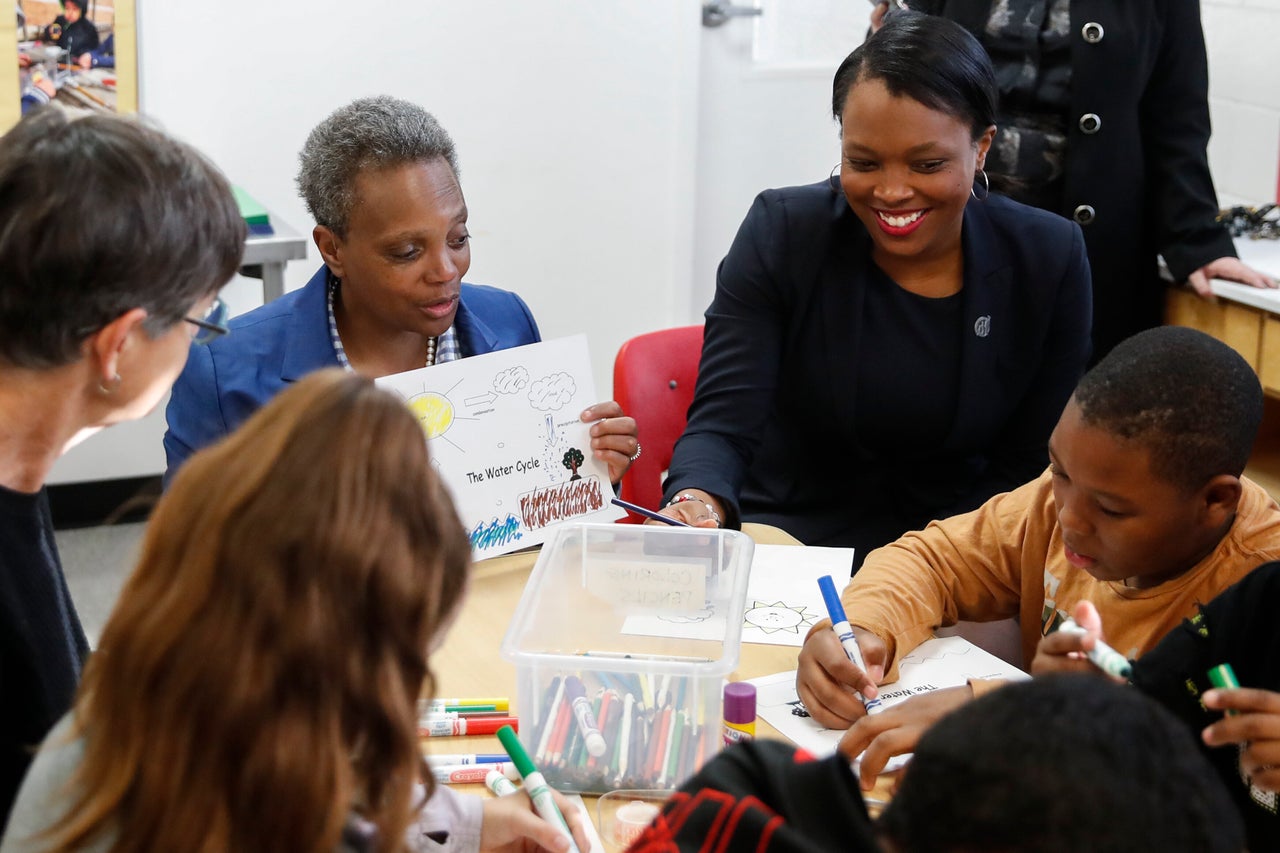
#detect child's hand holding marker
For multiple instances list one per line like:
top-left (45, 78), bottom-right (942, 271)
top-left (1202, 664), bottom-right (1280, 794)
top-left (795, 576), bottom-right (889, 729)
top-left (492, 725), bottom-right (592, 853)
top-left (1032, 601), bottom-right (1132, 680)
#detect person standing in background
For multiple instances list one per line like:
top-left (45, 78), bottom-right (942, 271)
top-left (882, 0), bottom-right (1275, 358)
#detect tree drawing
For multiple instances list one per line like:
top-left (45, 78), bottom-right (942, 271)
top-left (562, 447), bottom-right (585, 480)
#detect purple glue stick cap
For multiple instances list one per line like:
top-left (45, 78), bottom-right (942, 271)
top-left (723, 682), bottom-right (757, 725)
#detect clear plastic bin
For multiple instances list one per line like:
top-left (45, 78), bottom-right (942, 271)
top-left (500, 523), bottom-right (754, 793)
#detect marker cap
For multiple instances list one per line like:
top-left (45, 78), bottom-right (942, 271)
top-left (1208, 663), bottom-right (1241, 691)
top-left (723, 682), bottom-right (756, 725)
top-left (817, 575), bottom-right (847, 623)
top-left (497, 724), bottom-right (537, 778)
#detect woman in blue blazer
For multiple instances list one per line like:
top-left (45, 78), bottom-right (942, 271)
top-left (163, 97), bottom-right (639, 486)
top-left (660, 14), bottom-right (1092, 570)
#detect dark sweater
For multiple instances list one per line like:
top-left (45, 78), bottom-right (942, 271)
top-left (0, 485), bottom-right (87, 834)
top-left (1132, 562), bottom-right (1280, 852)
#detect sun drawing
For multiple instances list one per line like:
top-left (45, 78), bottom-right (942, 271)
top-left (406, 392), bottom-right (455, 440)
top-left (743, 600), bottom-right (817, 634)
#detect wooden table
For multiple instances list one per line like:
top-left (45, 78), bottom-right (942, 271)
top-left (427, 524), bottom-right (894, 837)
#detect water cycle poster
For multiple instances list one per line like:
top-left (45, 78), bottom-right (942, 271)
top-left (376, 335), bottom-right (624, 559)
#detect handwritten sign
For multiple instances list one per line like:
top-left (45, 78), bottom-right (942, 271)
top-left (584, 557), bottom-right (709, 611)
top-left (376, 335), bottom-right (624, 558)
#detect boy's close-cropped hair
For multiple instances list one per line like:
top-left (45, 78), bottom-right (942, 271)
top-left (0, 105), bottom-right (245, 368)
top-left (879, 674), bottom-right (1245, 853)
top-left (1074, 325), bottom-right (1262, 492)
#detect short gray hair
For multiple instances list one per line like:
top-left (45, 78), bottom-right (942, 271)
top-left (296, 96), bottom-right (460, 237)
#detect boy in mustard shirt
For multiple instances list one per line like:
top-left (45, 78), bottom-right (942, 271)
top-left (798, 326), bottom-right (1280, 774)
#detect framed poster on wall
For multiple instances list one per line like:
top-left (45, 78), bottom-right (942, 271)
top-left (3, 0), bottom-right (137, 130)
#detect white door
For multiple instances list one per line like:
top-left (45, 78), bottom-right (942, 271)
top-left (691, 0), bottom-right (869, 316)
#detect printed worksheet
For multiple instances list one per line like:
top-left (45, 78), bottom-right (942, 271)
top-left (376, 335), bottom-right (623, 559)
top-left (751, 635), bottom-right (1028, 771)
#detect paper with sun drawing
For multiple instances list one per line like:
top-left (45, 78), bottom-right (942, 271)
top-left (375, 335), bottom-right (623, 560)
top-left (620, 544), bottom-right (854, 646)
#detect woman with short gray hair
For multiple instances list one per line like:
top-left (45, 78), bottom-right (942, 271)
top-left (164, 95), bottom-right (640, 489)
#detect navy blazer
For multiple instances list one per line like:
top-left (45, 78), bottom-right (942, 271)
top-left (665, 182), bottom-right (1092, 565)
top-left (163, 266), bottom-right (540, 483)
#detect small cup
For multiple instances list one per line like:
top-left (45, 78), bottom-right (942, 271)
top-left (597, 789), bottom-right (670, 851)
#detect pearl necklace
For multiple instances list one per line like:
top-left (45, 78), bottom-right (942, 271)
top-left (426, 336), bottom-right (437, 367)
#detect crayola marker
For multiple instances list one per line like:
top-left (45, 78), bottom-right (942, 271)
top-left (817, 575), bottom-right (882, 713)
top-left (497, 725), bottom-right (582, 853)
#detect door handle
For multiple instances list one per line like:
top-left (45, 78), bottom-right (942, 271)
top-left (702, 1), bottom-right (763, 28)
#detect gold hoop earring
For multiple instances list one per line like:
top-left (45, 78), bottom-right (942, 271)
top-left (971, 169), bottom-right (990, 201)
top-left (97, 373), bottom-right (122, 395)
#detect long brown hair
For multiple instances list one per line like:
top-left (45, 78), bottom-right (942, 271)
top-left (47, 370), bottom-right (469, 852)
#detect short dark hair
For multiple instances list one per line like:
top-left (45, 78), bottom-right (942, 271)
top-left (1074, 326), bottom-right (1262, 492)
top-left (831, 11), bottom-right (997, 140)
top-left (296, 96), bottom-right (459, 237)
top-left (879, 675), bottom-right (1244, 853)
top-left (0, 106), bottom-right (245, 368)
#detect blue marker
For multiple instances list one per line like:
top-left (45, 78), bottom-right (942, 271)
top-left (817, 575), bottom-right (883, 714)
top-left (610, 497), bottom-right (692, 527)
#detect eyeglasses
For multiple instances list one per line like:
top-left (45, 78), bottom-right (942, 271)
top-left (184, 297), bottom-right (229, 345)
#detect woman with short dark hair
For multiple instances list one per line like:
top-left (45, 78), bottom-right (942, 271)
top-left (659, 13), bottom-right (1092, 572)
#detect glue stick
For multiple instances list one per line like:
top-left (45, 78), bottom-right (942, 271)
top-left (722, 682), bottom-right (756, 746)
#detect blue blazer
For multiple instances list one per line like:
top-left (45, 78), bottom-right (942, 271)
top-left (163, 266), bottom-right (540, 483)
top-left (665, 182), bottom-right (1092, 564)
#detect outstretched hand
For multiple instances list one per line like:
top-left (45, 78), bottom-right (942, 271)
top-left (837, 685), bottom-right (973, 789)
top-left (1186, 256), bottom-right (1278, 299)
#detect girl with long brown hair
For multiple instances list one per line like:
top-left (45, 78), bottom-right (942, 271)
top-left (1, 370), bottom-right (585, 853)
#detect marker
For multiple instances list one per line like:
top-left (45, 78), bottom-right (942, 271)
top-left (414, 701), bottom-right (504, 717)
top-left (426, 753), bottom-right (508, 765)
top-left (610, 496), bottom-right (692, 527)
top-left (418, 716), bottom-right (519, 737)
top-left (1208, 663), bottom-right (1242, 716)
top-left (817, 575), bottom-right (882, 713)
top-left (427, 697), bottom-right (510, 711)
top-left (432, 762), bottom-right (516, 784)
top-left (485, 768), bottom-right (520, 796)
top-left (1058, 617), bottom-right (1133, 679)
top-left (535, 678), bottom-right (567, 762)
top-left (564, 676), bottom-right (608, 757)
top-left (497, 725), bottom-right (583, 853)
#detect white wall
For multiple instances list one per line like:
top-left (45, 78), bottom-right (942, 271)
top-left (136, 0), bottom-right (700, 388)
top-left (1203, 0), bottom-right (1280, 205)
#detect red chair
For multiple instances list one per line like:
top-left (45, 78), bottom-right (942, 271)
top-left (612, 325), bottom-right (704, 521)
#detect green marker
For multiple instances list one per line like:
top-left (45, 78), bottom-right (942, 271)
top-left (496, 725), bottom-right (582, 853)
top-left (1208, 663), bottom-right (1242, 716)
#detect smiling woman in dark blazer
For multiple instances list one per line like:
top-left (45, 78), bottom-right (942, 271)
top-left (658, 13), bottom-right (1092, 570)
